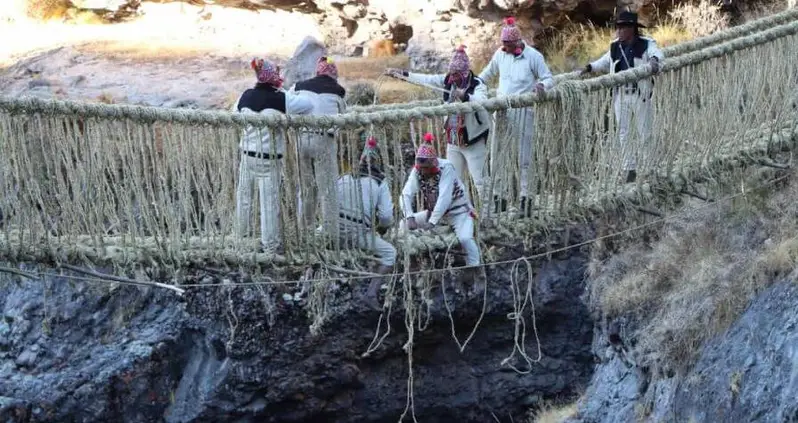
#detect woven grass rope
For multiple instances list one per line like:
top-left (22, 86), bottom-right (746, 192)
top-left (0, 16), bottom-right (796, 274)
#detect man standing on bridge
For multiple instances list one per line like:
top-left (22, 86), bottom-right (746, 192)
top-left (383, 45), bottom-right (492, 208)
top-left (291, 56), bottom-right (347, 238)
top-left (234, 58), bottom-right (314, 251)
top-left (336, 135), bottom-right (397, 311)
top-left (580, 11), bottom-right (663, 183)
top-left (401, 133), bottom-right (485, 292)
top-left (478, 16), bottom-right (555, 216)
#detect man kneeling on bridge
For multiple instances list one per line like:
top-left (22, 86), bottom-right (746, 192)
top-left (336, 135), bottom-right (397, 311)
top-left (401, 133), bottom-right (485, 291)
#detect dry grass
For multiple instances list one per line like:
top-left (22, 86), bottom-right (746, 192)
top-left (588, 169), bottom-right (798, 371)
top-left (24, 0), bottom-right (69, 21)
top-left (540, 20), bottom-right (692, 73)
top-left (336, 55), bottom-right (436, 105)
top-left (528, 401), bottom-right (579, 423)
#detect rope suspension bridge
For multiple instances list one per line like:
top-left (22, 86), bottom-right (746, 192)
top-left (1, 10), bottom-right (797, 422)
top-left (0, 8), bottom-right (797, 282)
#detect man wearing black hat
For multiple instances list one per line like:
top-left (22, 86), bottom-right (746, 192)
top-left (580, 11), bottom-right (663, 183)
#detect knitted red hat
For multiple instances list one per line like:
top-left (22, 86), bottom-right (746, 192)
top-left (448, 45), bottom-right (470, 75)
top-left (416, 133), bottom-right (438, 159)
top-left (251, 58), bottom-right (282, 87)
top-left (501, 17), bottom-right (522, 42)
top-left (315, 56), bottom-right (338, 79)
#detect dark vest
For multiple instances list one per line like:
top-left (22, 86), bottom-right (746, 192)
top-left (294, 75), bottom-right (346, 98)
top-left (237, 84), bottom-right (286, 113)
top-left (441, 71), bottom-right (488, 143)
top-left (610, 37), bottom-right (650, 73)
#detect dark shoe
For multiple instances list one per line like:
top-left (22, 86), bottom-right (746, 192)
top-left (362, 265), bottom-right (392, 312)
top-left (493, 196), bottom-right (508, 213)
top-left (520, 196), bottom-right (535, 217)
top-left (363, 289), bottom-right (383, 312)
top-left (625, 170), bottom-right (637, 183)
top-left (470, 268), bottom-right (487, 297)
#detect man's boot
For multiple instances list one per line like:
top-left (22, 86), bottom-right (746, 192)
top-left (494, 195), bottom-right (508, 213)
top-left (469, 267), bottom-right (487, 297)
top-left (625, 170), bottom-right (637, 183)
top-left (363, 265), bottom-right (392, 311)
top-left (520, 196), bottom-right (535, 217)
top-left (461, 266), bottom-right (486, 296)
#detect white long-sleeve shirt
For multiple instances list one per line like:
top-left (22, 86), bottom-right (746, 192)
top-left (478, 41), bottom-right (554, 96)
top-left (235, 90), bottom-right (314, 157)
top-left (401, 159), bottom-right (471, 225)
top-left (337, 174), bottom-right (393, 229)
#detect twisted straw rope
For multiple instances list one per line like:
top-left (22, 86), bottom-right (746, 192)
top-left (1, 17), bottom-right (796, 130)
top-left (2, 118), bottom-right (793, 269)
top-left (348, 7), bottom-right (798, 113)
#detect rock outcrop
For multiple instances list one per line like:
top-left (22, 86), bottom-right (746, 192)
top-left (569, 279), bottom-right (798, 423)
top-left (48, 0), bottom-right (663, 71)
top-left (0, 237), bottom-right (595, 422)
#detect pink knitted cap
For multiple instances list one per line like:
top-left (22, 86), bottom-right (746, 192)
top-left (315, 56), bottom-right (339, 79)
top-left (501, 17), bottom-right (522, 42)
top-left (360, 136), bottom-right (379, 161)
top-left (251, 58), bottom-right (282, 86)
top-left (416, 133), bottom-right (438, 160)
top-left (448, 45), bottom-right (470, 74)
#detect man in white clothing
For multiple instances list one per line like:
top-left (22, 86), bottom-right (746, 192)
top-left (401, 134), bottom-right (484, 291)
top-left (337, 135), bottom-right (396, 310)
top-left (385, 45), bottom-right (491, 207)
top-left (234, 58), bottom-right (314, 250)
top-left (291, 56), bottom-right (347, 233)
top-left (478, 16), bottom-right (554, 216)
top-left (580, 11), bottom-right (663, 183)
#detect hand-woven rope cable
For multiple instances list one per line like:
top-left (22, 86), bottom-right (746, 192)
top-left (1, 18), bottom-right (796, 129)
top-left (0, 15), bottom-right (796, 278)
top-left (348, 7), bottom-right (798, 113)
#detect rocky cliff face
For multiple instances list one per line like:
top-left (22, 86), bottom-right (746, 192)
top-left (0, 240), bottom-right (595, 422)
top-left (51, 0), bottom-right (661, 70)
top-left (568, 279), bottom-right (798, 423)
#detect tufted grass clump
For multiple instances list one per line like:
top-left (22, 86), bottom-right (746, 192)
top-left (344, 81), bottom-right (378, 106)
top-left (588, 167), bottom-right (798, 372)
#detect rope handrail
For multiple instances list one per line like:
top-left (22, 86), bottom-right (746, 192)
top-left (348, 7), bottom-right (798, 113)
top-left (1, 17), bottom-right (797, 129)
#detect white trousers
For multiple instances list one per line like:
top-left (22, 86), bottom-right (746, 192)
top-left (297, 133), bottom-right (339, 232)
top-left (447, 139), bottom-right (488, 205)
top-left (339, 221), bottom-right (397, 267)
top-left (235, 154), bottom-right (281, 247)
top-left (401, 211), bottom-right (481, 266)
top-left (493, 108), bottom-right (535, 197)
top-left (614, 92), bottom-right (653, 171)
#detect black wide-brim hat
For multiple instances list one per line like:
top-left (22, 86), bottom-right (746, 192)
top-left (615, 11), bottom-right (646, 28)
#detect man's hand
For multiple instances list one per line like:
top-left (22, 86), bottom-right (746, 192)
top-left (384, 68), bottom-right (404, 78)
top-left (535, 82), bottom-right (545, 95)
top-left (451, 88), bottom-right (466, 101)
top-left (406, 217), bottom-right (418, 230)
top-left (578, 64), bottom-right (591, 76)
top-left (649, 57), bottom-right (661, 75)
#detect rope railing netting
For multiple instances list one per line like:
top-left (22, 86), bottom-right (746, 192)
top-left (0, 13), bottom-right (796, 274)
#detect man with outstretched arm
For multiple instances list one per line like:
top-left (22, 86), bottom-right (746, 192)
top-left (384, 45), bottom-right (491, 207)
top-left (579, 11), bottom-right (663, 183)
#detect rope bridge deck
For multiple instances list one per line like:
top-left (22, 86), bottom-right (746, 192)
top-left (0, 12), bottom-right (797, 275)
